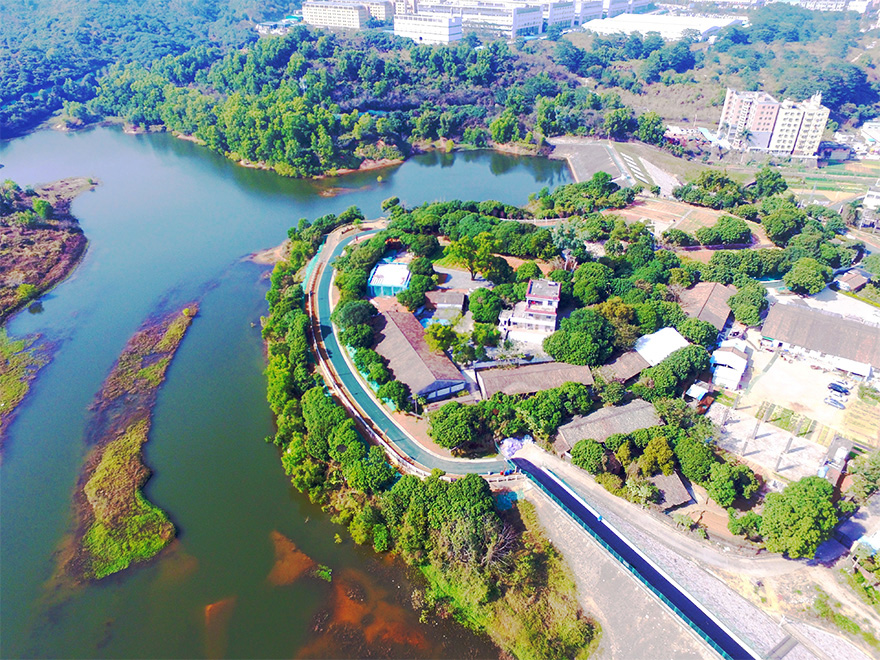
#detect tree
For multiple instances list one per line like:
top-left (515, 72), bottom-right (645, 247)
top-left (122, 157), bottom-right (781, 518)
top-left (639, 435), bottom-right (676, 476)
top-left (516, 260), bottom-right (542, 282)
top-left (32, 198), bottom-right (52, 219)
top-left (469, 287), bottom-right (503, 323)
top-left (339, 323), bottom-right (374, 349)
top-left (490, 109), bottom-right (521, 143)
top-left (571, 439), bottom-right (606, 475)
top-left (543, 308), bottom-right (615, 366)
top-left (727, 283), bottom-right (767, 327)
top-left (428, 402), bottom-right (483, 449)
top-left (447, 232), bottom-right (497, 279)
top-left (761, 476), bottom-right (838, 559)
top-left (331, 300), bottom-right (378, 329)
top-left (753, 166), bottom-right (788, 199)
top-left (783, 257), bottom-right (831, 295)
top-left (344, 445), bottom-right (395, 493)
top-left (728, 509), bottom-right (762, 541)
top-left (849, 449), bottom-right (880, 501)
top-left (424, 323), bottom-right (457, 353)
top-left (378, 380), bottom-right (410, 410)
top-left (636, 111), bottom-right (665, 145)
top-left (676, 318), bottom-right (718, 349)
top-left (762, 207), bottom-right (804, 245)
top-left (707, 462), bottom-right (758, 507)
top-left (604, 107), bottom-right (635, 140)
top-left (673, 436), bottom-right (716, 485)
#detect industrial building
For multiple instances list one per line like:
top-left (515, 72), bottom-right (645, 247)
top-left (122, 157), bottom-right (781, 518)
top-left (583, 13), bottom-right (742, 40)
top-left (718, 89), bottom-right (830, 157)
top-left (302, 1), bottom-right (371, 29)
top-left (394, 13), bottom-right (463, 42)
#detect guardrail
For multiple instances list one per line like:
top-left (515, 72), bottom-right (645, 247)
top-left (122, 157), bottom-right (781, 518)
top-left (513, 459), bottom-right (760, 660)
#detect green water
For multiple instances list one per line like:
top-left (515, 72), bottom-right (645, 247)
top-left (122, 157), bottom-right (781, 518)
top-left (0, 127), bottom-right (570, 658)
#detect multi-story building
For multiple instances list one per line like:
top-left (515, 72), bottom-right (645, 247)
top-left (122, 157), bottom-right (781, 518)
top-left (416, 1), bottom-right (543, 38)
top-left (602, 0), bottom-right (630, 17)
top-left (302, 1), bottom-right (370, 29)
top-left (544, 0), bottom-right (575, 28)
top-left (394, 13), bottom-right (463, 42)
top-left (717, 89), bottom-right (780, 150)
top-left (574, 0), bottom-right (603, 23)
top-left (346, 0), bottom-right (395, 20)
top-left (718, 88), bottom-right (829, 157)
top-left (499, 279), bottom-right (561, 339)
top-left (395, 0), bottom-right (419, 14)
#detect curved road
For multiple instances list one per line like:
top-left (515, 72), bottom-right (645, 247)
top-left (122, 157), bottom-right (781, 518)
top-left (315, 230), bottom-right (509, 475)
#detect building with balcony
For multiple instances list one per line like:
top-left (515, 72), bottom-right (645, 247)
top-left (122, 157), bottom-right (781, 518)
top-left (499, 279), bottom-right (561, 340)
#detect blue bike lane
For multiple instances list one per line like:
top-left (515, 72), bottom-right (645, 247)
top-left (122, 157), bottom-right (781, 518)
top-left (315, 230), bottom-right (510, 475)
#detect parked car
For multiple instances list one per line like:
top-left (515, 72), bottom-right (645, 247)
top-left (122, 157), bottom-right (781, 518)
top-left (829, 383), bottom-right (850, 395)
top-left (824, 397), bottom-right (846, 410)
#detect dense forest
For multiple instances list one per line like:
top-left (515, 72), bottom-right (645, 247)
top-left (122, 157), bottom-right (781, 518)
top-left (0, 0), bottom-right (297, 135)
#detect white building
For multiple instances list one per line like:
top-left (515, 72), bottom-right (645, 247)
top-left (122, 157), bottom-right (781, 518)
top-left (584, 13), bottom-right (744, 40)
top-left (417, 0), bottom-right (543, 38)
top-left (367, 262), bottom-right (411, 297)
top-left (861, 120), bottom-right (880, 154)
top-left (633, 327), bottom-right (690, 366)
top-left (348, 0), bottom-right (395, 20)
top-left (394, 13), bottom-right (463, 42)
top-left (544, 0), bottom-right (575, 28)
top-left (574, 0), bottom-right (603, 23)
top-left (499, 279), bottom-right (561, 341)
top-left (768, 93), bottom-right (829, 158)
top-left (711, 339), bottom-right (749, 390)
top-left (302, 1), bottom-right (371, 29)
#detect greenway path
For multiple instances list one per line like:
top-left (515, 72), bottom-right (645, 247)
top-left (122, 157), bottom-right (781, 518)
top-left (308, 227), bottom-right (509, 475)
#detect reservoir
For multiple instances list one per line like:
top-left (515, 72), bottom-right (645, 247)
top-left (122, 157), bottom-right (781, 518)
top-left (0, 127), bottom-right (570, 658)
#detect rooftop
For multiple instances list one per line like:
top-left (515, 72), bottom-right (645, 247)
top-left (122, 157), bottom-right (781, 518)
top-left (368, 262), bottom-right (411, 289)
top-left (375, 311), bottom-right (465, 396)
top-left (556, 399), bottom-right (661, 453)
top-left (476, 361), bottom-right (594, 399)
top-left (650, 472), bottom-right (692, 511)
top-left (634, 327), bottom-right (690, 367)
top-left (599, 351), bottom-right (651, 382)
top-left (677, 282), bottom-right (736, 331)
top-left (762, 303), bottom-right (880, 369)
top-left (425, 290), bottom-right (466, 308)
top-left (583, 13), bottom-right (743, 40)
top-left (526, 279), bottom-right (561, 301)
top-left (838, 270), bottom-right (870, 289)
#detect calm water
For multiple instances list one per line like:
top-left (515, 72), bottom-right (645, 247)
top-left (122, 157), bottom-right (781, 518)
top-left (0, 127), bottom-right (570, 658)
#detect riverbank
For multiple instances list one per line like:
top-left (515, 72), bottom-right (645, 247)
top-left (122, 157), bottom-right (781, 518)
top-left (0, 177), bottom-right (96, 323)
top-left (59, 304), bottom-right (197, 583)
top-left (0, 331), bottom-right (51, 449)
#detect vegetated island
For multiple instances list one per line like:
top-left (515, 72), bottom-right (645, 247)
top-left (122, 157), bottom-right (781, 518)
top-left (262, 215), bottom-right (598, 658)
top-left (58, 304), bottom-right (197, 583)
top-left (1, 177), bottom-right (95, 323)
top-left (1, 177), bottom-right (96, 448)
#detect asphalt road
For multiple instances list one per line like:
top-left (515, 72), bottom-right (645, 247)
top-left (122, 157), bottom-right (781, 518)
top-left (513, 457), bottom-right (761, 660)
top-left (315, 230), bottom-right (510, 475)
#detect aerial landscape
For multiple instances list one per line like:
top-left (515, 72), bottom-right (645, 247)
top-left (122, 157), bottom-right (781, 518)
top-left (3, 0), bottom-right (880, 658)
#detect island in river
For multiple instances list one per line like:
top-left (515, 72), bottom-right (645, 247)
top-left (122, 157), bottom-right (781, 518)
top-left (58, 304), bottom-right (197, 583)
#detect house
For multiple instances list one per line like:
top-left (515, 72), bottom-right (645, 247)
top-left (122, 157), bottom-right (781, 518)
top-left (818, 436), bottom-right (853, 490)
top-left (476, 361), bottom-right (594, 400)
top-left (374, 311), bottom-right (466, 402)
top-left (837, 270), bottom-right (870, 293)
top-left (677, 282), bottom-right (737, 331)
top-left (711, 339), bottom-right (750, 390)
top-left (599, 351), bottom-right (651, 383)
top-left (762, 303), bottom-right (880, 378)
top-left (633, 327), bottom-right (690, 366)
top-left (498, 279), bottom-right (561, 340)
top-left (425, 289), bottom-right (466, 312)
top-left (650, 472), bottom-right (693, 511)
top-left (367, 261), bottom-right (411, 298)
top-left (555, 399), bottom-right (661, 454)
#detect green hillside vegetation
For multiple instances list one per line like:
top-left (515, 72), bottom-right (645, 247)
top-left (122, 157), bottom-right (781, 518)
top-left (556, 4), bottom-right (879, 129)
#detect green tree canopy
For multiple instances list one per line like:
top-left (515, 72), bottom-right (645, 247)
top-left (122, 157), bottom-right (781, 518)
top-left (543, 308), bottom-right (616, 366)
top-left (761, 476), bottom-right (838, 559)
top-left (571, 438), bottom-right (606, 474)
top-left (469, 287), bottom-right (503, 323)
top-left (783, 257), bottom-right (831, 295)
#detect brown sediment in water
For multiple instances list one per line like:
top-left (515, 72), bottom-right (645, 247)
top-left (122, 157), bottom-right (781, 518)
top-left (266, 530), bottom-right (317, 586)
top-left (247, 240), bottom-right (290, 266)
top-left (154, 543), bottom-right (199, 585)
top-left (295, 567), bottom-right (430, 658)
top-left (204, 596), bottom-right (236, 660)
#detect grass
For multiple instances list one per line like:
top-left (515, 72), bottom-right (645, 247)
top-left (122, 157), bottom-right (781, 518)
top-left (715, 391), bottom-right (735, 407)
top-left (82, 420), bottom-right (175, 579)
top-left (0, 329), bottom-right (49, 439)
top-left (841, 568), bottom-right (880, 616)
top-left (813, 586), bottom-right (880, 650)
top-left (764, 404), bottom-right (816, 437)
top-left (841, 286), bottom-right (880, 310)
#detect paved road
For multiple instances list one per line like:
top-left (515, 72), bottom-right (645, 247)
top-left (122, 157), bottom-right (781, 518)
top-left (314, 230), bottom-right (509, 475)
top-left (513, 457), bottom-right (761, 660)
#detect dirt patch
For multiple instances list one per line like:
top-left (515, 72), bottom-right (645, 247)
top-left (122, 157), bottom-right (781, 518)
top-left (248, 240), bottom-right (290, 265)
top-left (1, 177), bottom-right (96, 323)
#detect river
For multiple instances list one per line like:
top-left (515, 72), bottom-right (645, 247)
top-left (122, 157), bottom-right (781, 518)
top-left (0, 127), bottom-right (570, 658)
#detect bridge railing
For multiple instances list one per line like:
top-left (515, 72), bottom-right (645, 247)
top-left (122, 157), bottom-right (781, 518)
top-left (520, 467), bottom-right (733, 660)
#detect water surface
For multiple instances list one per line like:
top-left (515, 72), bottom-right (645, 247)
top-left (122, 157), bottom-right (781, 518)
top-left (0, 127), bottom-right (570, 658)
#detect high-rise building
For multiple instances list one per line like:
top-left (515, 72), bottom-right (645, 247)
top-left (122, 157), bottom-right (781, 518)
top-left (394, 13), bottom-right (463, 42)
top-left (718, 89), bottom-right (829, 157)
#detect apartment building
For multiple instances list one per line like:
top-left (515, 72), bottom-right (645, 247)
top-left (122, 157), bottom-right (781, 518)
top-left (395, 0), bottom-right (419, 14)
top-left (302, 1), bottom-right (370, 28)
top-left (603, 0), bottom-right (630, 17)
top-left (394, 13), bottom-right (463, 42)
top-left (718, 89), bottom-right (780, 150)
top-left (718, 89), bottom-right (829, 157)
